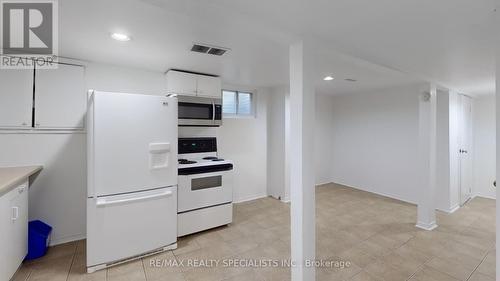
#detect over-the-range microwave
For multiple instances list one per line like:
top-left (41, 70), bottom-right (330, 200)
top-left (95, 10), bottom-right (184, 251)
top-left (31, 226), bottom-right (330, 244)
top-left (177, 95), bottom-right (222, 127)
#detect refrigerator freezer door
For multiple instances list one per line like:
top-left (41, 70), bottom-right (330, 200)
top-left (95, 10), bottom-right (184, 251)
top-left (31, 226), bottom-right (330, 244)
top-left (89, 91), bottom-right (178, 197)
top-left (87, 186), bottom-right (177, 267)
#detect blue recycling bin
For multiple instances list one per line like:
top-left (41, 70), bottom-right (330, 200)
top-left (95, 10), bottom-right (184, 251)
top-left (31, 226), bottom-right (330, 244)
top-left (25, 220), bottom-right (52, 260)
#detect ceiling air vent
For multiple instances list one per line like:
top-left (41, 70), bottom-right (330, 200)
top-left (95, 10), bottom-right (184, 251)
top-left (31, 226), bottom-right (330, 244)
top-left (207, 48), bottom-right (227, 56)
top-left (344, 78), bottom-right (358, 82)
top-left (191, 43), bottom-right (230, 56)
top-left (191, 44), bottom-right (210, 53)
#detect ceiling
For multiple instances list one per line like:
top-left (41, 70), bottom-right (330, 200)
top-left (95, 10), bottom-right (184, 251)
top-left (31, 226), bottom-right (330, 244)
top-left (210, 0), bottom-right (496, 96)
top-left (59, 0), bottom-right (495, 96)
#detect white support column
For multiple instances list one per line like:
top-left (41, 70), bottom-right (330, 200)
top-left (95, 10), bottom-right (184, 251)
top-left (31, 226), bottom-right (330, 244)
top-left (496, 64), bottom-right (500, 281)
top-left (495, 6), bottom-right (499, 280)
top-left (416, 84), bottom-right (438, 231)
top-left (289, 41), bottom-right (316, 281)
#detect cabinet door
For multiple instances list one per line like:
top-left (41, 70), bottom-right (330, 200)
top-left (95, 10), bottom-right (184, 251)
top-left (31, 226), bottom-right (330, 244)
top-left (0, 68), bottom-right (34, 128)
top-left (9, 183), bottom-right (28, 273)
top-left (35, 63), bottom-right (86, 129)
top-left (196, 75), bottom-right (221, 98)
top-left (166, 71), bottom-right (198, 96)
top-left (1, 182), bottom-right (28, 280)
top-left (0, 190), bottom-right (9, 281)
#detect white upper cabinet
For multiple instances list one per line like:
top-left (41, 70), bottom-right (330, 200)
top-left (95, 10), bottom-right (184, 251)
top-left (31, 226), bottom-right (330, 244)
top-left (166, 70), bottom-right (221, 98)
top-left (0, 68), bottom-right (34, 129)
top-left (35, 63), bottom-right (86, 129)
top-left (196, 75), bottom-right (221, 98)
top-left (166, 71), bottom-right (198, 96)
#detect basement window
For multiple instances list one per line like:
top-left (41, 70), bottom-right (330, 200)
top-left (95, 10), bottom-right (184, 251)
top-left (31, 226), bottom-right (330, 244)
top-left (222, 90), bottom-right (254, 118)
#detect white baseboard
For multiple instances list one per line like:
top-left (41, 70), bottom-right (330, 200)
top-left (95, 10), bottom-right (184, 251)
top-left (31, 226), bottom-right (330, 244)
top-left (436, 204), bottom-right (460, 214)
top-left (315, 181), bottom-right (333, 187)
top-left (323, 181), bottom-right (465, 214)
top-left (416, 221), bottom-right (438, 231)
top-left (234, 194), bottom-right (268, 204)
top-left (473, 194), bottom-right (496, 200)
top-left (281, 198), bottom-right (290, 203)
top-left (50, 233), bottom-right (86, 246)
top-left (447, 205), bottom-right (460, 214)
top-left (325, 181), bottom-right (418, 206)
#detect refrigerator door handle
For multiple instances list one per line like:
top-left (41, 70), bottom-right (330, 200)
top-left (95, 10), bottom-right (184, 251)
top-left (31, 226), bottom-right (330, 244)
top-left (96, 189), bottom-right (173, 207)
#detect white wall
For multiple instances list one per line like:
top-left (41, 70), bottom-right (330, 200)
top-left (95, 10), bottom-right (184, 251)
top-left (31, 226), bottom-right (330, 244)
top-left (473, 95), bottom-right (496, 199)
top-left (266, 89), bottom-right (335, 202)
top-left (330, 84), bottom-right (422, 204)
top-left (86, 63), bottom-right (166, 95)
top-left (218, 86), bottom-right (269, 202)
top-left (267, 86), bottom-right (287, 200)
top-left (436, 90), bottom-right (451, 211)
top-left (448, 91), bottom-right (461, 209)
top-left (315, 94), bottom-right (335, 185)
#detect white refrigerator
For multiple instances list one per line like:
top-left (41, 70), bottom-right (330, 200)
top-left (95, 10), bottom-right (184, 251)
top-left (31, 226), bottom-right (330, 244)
top-left (86, 91), bottom-right (178, 273)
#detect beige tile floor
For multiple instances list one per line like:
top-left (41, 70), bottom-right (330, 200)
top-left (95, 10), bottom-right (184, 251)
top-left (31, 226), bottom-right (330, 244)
top-left (13, 183), bottom-right (496, 281)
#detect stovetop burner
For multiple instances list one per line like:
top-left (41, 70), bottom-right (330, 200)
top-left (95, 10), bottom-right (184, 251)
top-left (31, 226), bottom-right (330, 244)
top-left (178, 159), bottom-right (197, 164)
top-left (202, 156), bottom-right (225, 161)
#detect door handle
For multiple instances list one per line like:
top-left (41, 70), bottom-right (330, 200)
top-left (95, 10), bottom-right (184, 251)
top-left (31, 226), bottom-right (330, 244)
top-left (11, 206), bottom-right (19, 221)
top-left (96, 190), bottom-right (173, 207)
top-left (212, 100), bottom-right (216, 121)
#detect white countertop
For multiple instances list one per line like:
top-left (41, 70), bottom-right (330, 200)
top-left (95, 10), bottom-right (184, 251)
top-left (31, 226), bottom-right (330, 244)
top-left (0, 166), bottom-right (43, 196)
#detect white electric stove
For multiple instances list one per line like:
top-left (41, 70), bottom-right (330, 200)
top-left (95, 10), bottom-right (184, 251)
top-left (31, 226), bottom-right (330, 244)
top-left (177, 138), bottom-right (234, 236)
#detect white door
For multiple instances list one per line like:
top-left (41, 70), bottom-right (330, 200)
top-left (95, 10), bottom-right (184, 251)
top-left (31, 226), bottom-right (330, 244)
top-left (0, 68), bottom-right (34, 128)
top-left (87, 186), bottom-right (177, 267)
top-left (90, 92), bottom-right (177, 197)
top-left (196, 75), bottom-right (221, 98)
top-left (166, 71), bottom-right (198, 96)
top-left (35, 63), bottom-right (86, 129)
top-left (458, 95), bottom-right (473, 205)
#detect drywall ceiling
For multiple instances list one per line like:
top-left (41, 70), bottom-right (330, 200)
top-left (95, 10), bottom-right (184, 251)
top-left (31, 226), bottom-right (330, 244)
top-left (312, 46), bottom-right (421, 95)
top-left (59, 0), bottom-right (291, 88)
top-left (209, 0), bottom-right (496, 96)
top-left (59, 0), bottom-right (493, 95)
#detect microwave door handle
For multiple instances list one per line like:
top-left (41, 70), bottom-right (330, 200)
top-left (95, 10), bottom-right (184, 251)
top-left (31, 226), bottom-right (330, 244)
top-left (212, 100), bottom-right (216, 120)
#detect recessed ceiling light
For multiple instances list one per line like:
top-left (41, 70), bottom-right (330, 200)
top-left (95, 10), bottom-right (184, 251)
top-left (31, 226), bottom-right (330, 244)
top-left (111, 33), bottom-right (131, 41)
top-left (323, 76), bottom-right (334, 81)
